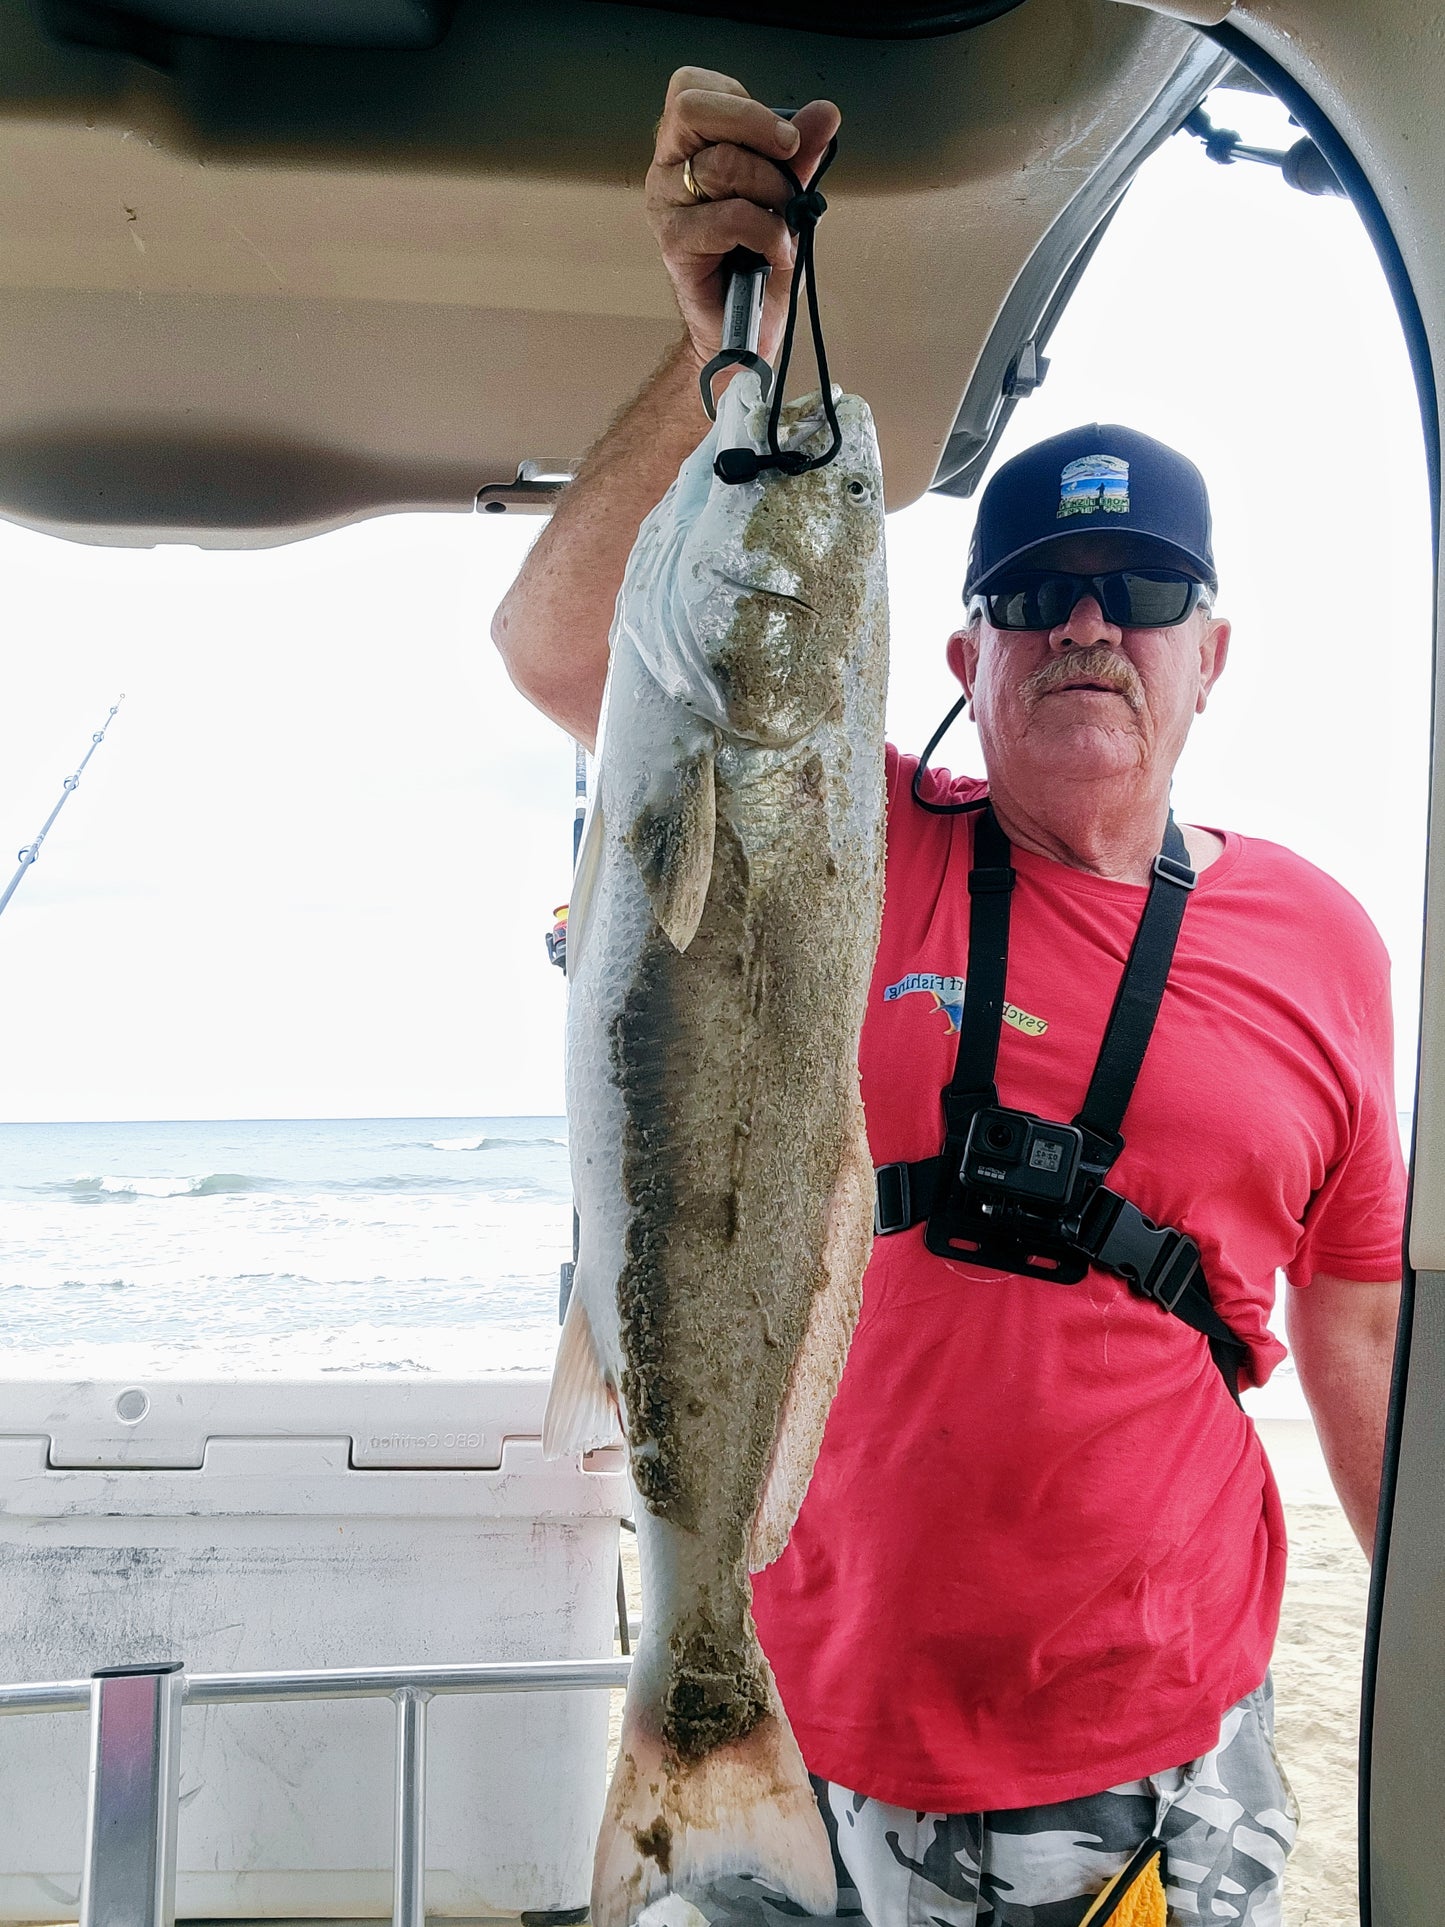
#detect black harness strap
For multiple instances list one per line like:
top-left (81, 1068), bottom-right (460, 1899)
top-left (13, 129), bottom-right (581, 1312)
top-left (876, 811), bottom-right (1019, 1271)
top-left (874, 803), bottom-right (1249, 1403)
top-left (943, 806), bottom-right (1192, 1155)
top-left (1075, 822), bottom-right (1194, 1154)
top-left (948, 804), bottom-right (1015, 1109)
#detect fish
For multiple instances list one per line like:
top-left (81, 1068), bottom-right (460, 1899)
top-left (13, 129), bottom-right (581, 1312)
top-left (543, 373), bottom-right (888, 1927)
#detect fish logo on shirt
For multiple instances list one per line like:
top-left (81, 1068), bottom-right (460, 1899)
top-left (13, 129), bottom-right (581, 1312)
top-left (883, 972), bottom-right (1048, 1037)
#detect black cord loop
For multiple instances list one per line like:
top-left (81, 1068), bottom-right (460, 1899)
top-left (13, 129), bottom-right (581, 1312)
top-left (714, 136), bottom-right (843, 486)
top-left (910, 690), bottom-right (990, 814)
top-left (783, 186), bottom-right (828, 229)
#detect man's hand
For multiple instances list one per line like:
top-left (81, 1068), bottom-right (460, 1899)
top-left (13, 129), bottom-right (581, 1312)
top-left (646, 68), bottom-right (840, 368)
top-left (493, 66), bottom-right (839, 743)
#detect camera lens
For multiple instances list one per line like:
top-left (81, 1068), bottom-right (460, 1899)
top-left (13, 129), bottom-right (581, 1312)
top-left (985, 1121), bottom-right (1014, 1151)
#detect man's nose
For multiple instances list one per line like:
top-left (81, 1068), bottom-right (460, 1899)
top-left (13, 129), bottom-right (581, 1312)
top-left (1048, 593), bottom-right (1123, 652)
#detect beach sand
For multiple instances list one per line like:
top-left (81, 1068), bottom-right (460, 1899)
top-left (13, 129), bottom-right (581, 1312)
top-left (1273, 1499), bottom-right (1370, 1926)
top-left (1260, 1415), bottom-right (1373, 1927)
top-left (610, 1420), bottom-right (1370, 1927)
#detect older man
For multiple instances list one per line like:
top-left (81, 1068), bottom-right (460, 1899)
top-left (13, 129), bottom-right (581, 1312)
top-left (493, 68), bottom-right (1406, 1927)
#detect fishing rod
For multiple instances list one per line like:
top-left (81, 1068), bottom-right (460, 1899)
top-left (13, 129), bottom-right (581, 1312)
top-left (0, 696), bottom-right (125, 922)
top-left (546, 743), bottom-right (589, 971)
top-left (572, 740), bottom-right (587, 866)
top-left (562, 728), bottom-right (589, 1318)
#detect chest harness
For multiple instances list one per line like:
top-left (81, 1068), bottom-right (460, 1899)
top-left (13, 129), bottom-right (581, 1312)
top-left (872, 796), bottom-right (1248, 1403)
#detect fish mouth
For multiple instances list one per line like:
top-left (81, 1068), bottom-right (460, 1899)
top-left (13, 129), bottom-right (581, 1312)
top-left (710, 570), bottom-right (818, 615)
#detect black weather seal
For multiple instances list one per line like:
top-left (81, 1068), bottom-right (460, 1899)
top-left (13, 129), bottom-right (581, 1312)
top-left (576, 0), bottom-right (1027, 40)
top-left (1199, 28), bottom-right (1439, 1927)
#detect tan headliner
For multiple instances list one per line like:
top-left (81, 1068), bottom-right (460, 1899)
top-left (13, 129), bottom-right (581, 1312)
top-left (0, 0), bottom-right (1216, 543)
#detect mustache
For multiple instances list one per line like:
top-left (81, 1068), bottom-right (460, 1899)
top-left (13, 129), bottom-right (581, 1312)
top-left (1020, 646), bottom-right (1144, 712)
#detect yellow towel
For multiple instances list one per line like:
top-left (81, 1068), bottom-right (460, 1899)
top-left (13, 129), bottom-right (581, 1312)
top-left (1078, 1844), bottom-right (1168, 1927)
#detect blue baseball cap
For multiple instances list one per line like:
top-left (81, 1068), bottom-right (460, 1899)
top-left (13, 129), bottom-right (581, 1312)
top-left (964, 423), bottom-right (1217, 597)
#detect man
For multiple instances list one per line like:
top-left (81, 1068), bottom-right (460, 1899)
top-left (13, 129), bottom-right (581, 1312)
top-left (493, 67), bottom-right (1405, 1927)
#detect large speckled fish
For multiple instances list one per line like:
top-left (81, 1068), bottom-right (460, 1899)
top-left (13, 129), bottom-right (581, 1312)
top-left (543, 375), bottom-right (887, 1927)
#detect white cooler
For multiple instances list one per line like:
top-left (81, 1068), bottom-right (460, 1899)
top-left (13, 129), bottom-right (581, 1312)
top-left (0, 1375), bottom-right (626, 1921)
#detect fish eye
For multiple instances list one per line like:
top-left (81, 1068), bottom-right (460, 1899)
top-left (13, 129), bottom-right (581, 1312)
top-left (846, 478), bottom-right (871, 502)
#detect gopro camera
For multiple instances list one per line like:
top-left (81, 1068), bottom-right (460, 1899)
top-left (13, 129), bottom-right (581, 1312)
top-left (960, 1106), bottom-right (1084, 1208)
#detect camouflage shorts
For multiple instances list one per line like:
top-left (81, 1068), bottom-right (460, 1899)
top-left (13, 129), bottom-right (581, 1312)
top-left (683, 1677), bottom-right (1299, 1927)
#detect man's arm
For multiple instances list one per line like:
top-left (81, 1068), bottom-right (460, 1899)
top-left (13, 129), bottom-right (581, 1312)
top-left (490, 340), bottom-right (708, 749)
top-left (1286, 1270), bottom-right (1402, 1556)
top-left (489, 67), bottom-right (840, 748)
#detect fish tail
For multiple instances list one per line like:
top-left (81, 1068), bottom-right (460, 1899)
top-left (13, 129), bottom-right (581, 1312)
top-left (592, 1656), bottom-right (835, 1927)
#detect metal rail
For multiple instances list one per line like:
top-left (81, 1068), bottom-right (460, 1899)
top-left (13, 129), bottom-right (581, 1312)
top-left (0, 1653), bottom-right (630, 1927)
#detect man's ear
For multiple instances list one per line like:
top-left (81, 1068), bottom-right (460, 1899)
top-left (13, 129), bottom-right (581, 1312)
top-left (947, 625), bottom-right (978, 696)
top-left (1196, 616), bottom-right (1231, 714)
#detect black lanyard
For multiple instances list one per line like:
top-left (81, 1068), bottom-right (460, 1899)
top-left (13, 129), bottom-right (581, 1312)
top-left (712, 138), bottom-right (843, 487)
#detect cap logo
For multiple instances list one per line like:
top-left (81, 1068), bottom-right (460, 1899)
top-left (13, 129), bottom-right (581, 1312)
top-left (1058, 453), bottom-right (1130, 519)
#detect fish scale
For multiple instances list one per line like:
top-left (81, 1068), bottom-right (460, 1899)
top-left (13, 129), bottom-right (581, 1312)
top-left (544, 373), bottom-right (888, 1927)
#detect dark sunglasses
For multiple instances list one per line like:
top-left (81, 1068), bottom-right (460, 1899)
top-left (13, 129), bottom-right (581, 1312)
top-left (980, 569), bottom-right (1207, 632)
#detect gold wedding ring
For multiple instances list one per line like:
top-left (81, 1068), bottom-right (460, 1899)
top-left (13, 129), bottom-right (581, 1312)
top-left (682, 154), bottom-right (709, 204)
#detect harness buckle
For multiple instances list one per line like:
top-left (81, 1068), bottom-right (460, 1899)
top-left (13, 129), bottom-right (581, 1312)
top-left (874, 1163), bottom-right (913, 1236)
top-left (1081, 1188), bottom-right (1203, 1311)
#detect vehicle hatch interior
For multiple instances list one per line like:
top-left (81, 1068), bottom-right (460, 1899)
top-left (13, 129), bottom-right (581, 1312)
top-left (4, 2), bottom-right (1445, 1922)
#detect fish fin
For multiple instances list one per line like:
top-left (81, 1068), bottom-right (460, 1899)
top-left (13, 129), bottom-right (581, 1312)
top-left (626, 747), bottom-right (716, 952)
top-left (592, 1662), bottom-right (835, 1927)
top-left (543, 1286), bottom-right (620, 1458)
top-left (748, 1108), bottom-right (873, 1571)
top-left (565, 792), bottom-right (605, 979)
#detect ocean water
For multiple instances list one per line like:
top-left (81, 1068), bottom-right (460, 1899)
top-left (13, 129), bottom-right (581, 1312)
top-left (0, 1117), bottom-right (572, 1378)
top-left (0, 1112), bottom-right (1369, 1416)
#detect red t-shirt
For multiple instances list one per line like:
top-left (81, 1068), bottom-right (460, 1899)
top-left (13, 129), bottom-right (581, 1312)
top-left (751, 746), bottom-right (1406, 1813)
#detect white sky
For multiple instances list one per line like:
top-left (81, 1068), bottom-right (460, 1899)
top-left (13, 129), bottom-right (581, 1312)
top-left (0, 88), bottom-right (1430, 1123)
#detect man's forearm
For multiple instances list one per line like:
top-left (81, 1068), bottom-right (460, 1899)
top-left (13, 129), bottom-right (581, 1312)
top-left (490, 336), bottom-right (709, 748)
top-left (1288, 1272), bottom-right (1402, 1557)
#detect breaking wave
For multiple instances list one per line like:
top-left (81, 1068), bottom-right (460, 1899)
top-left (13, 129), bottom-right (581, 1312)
top-left (64, 1172), bottom-right (266, 1200)
top-left (39, 1169), bottom-right (562, 1201)
top-left (430, 1135), bottom-right (567, 1152)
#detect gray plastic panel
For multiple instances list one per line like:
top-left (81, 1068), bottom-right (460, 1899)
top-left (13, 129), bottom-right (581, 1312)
top-left (1367, 1269), bottom-right (1445, 1925)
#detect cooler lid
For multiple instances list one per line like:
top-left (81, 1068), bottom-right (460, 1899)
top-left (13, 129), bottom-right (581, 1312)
top-left (0, 1376), bottom-right (553, 1470)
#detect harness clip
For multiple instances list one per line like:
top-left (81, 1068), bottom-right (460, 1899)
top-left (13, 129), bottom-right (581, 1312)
top-left (874, 1163), bottom-right (913, 1236)
top-left (1153, 851), bottom-right (1197, 891)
